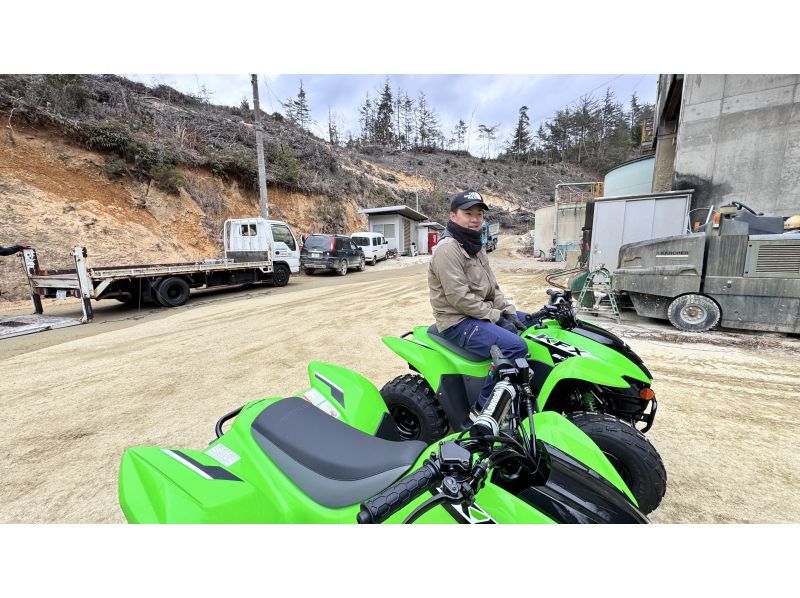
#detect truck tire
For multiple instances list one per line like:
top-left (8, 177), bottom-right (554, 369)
top-left (272, 264), bottom-right (290, 287)
top-left (304, 267), bottom-right (315, 276)
top-left (566, 412), bottom-right (667, 514)
top-left (337, 259), bottom-right (348, 276)
top-left (667, 294), bottom-right (720, 332)
top-left (380, 374), bottom-right (448, 443)
top-left (356, 256), bottom-right (365, 272)
top-left (155, 277), bottom-right (190, 307)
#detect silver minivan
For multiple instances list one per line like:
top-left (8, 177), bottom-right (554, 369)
top-left (351, 232), bottom-right (389, 265)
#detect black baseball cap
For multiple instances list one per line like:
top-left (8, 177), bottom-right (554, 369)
top-left (450, 189), bottom-right (489, 212)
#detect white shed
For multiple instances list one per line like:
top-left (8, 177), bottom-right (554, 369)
top-left (357, 205), bottom-right (429, 255)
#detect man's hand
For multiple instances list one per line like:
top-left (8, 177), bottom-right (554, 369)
top-left (495, 316), bottom-right (518, 333)
top-left (507, 313), bottom-right (527, 331)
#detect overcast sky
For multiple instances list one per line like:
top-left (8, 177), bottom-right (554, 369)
top-left (125, 74), bottom-right (657, 157)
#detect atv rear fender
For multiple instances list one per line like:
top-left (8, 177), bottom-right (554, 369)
top-left (381, 336), bottom-right (465, 392)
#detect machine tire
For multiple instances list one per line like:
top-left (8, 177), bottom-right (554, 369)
top-left (667, 294), bottom-right (720, 332)
top-left (304, 267), bottom-right (315, 276)
top-left (155, 277), bottom-right (190, 307)
top-left (337, 259), bottom-right (348, 276)
top-left (272, 264), bottom-right (290, 287)
top-left (566, 411), bottom-right (667, 514)
top-left (380, 374), bottom-right (448, 443)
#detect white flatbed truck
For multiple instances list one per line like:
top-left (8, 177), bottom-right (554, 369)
top-left (0, 217), bottom-right (299, 338)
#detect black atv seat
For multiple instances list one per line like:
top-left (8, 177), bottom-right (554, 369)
top-left (251, 398), bottom-right (427, 509)
top-left (426, 324), bottom-right (489, 362)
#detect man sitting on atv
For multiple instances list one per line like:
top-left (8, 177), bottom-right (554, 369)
top-left (428, 189), bottom-right (529, 408)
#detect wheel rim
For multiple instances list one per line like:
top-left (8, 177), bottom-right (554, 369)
top-left (360, 258), bottom-right (365, 269)
top-left (275, 268), bottom-right (288, 285)
top-left (390, 405), bottom-right (421, 440)
top-left (340, 260), bottom-right (347, 274)
top-left (680, 303), bottom-right (707, 325)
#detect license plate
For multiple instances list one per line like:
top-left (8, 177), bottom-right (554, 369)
top-left (311, 252), bottom-right (321, 257)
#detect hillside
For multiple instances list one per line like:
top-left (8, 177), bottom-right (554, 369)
top-left (0, 74), bottom-right (599, 302)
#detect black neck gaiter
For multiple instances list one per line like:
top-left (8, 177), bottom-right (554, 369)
top-left (446, 220), bottom-right (483, 256)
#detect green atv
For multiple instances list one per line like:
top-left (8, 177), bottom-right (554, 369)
top-left (119, 353), bottom-right (647, 524)
top-left (379, 290), bottom-right (666, 513)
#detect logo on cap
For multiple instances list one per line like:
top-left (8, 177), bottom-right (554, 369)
top-left (464, 192), bottom-right (482, 201)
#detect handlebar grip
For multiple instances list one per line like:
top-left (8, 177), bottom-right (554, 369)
top-left (546, 288), bottom-right (558, 297)
top-left (357, 461), bottom-right (439, 524)
top-left (528, 308), bottom-right (550, 322)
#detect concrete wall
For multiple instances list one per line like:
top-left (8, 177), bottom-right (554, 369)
top-left (672, 74), bottom-right (800, 217)
top-left (533, 204), bottom-right (586, 257)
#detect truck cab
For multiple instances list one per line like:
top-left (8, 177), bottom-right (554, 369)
top-left (481, 220), bottom-right (500, 252)
top-left (224, 218), bottom-right (300, 274)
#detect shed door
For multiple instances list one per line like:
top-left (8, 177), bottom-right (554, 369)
top-left (403, 219), bottom-right (410, 252)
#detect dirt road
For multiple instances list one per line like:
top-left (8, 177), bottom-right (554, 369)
top-left (1, 236), bottom-right (798, 523)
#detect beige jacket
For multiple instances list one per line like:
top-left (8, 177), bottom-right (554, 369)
top-left (428, 236), bottom-right (516, 332)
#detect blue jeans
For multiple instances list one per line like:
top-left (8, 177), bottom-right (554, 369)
top-left (440, 312), bottom-right (529, 409)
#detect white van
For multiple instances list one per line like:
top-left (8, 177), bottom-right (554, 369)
top-left (351, 231), bottom-right (389, 265)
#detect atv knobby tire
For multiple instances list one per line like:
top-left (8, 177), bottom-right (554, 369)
top-left (567, 411), bottom-right (667, 514)
top-left (667, 293), bottom-right (720, 332)
top-left (380, 374), bottom-right (448, 443)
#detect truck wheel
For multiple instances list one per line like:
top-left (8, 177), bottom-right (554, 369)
top-left (272, 264), bottom-right (290, 287)
top-left (380, 374), bottom-right (448, 443)
top-left (304, 268), bottom-right (315, 276)
top-left (667, 294), bottom-right (720, 332)
top-left (155, 277), bottom-right (190, 307)
top-left (371, 255), bottom-right (377, 266)
top-left (356, 256), bottom-right (365, 272)
top-left (566, 412), bottom-right (667, 514)
top-left (337, 259), bottom-right (348, 276)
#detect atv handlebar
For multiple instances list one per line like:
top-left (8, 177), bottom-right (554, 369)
top-left (357, 460), bottom-right (441, 524)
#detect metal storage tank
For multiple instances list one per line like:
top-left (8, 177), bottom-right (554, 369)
top-left (603, 156), bottom-right (655, 198)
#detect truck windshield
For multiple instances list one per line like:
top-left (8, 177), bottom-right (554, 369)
top-left (351, 237), bottom-right (370, 246)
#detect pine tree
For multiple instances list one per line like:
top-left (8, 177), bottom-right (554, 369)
top-left (402, 94), bottom-right (415, 148)
top-left (282, 79), bottom-right (313, 132)
top-left (374, 79), bottom-right (395, 146)
top-left (451, 119), bottom-right (467, 151)
top-left (359, 92), bottom-right (374, 143)
top-left (477, 123), bottom-right (500, 158)
top-left (327, 105), bottom-right (339, 146)
top-left (506, 105), bottom-right (531, 160)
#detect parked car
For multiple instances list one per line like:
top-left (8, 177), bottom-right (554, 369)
top-left (351, 232), bottom-right (389, 265)
top-left (301, 234), bottom-right (365, 276)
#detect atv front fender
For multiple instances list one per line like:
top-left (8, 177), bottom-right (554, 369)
top-left (537, 355), bottom-right (629, 410)
top-left (531, 411), bottom-right (636, 504)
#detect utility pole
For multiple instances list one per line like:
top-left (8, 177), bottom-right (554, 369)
top-left (251, 74), bottom-right (269, 219)
top-left (415, 168), bottom-right (419, 212)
